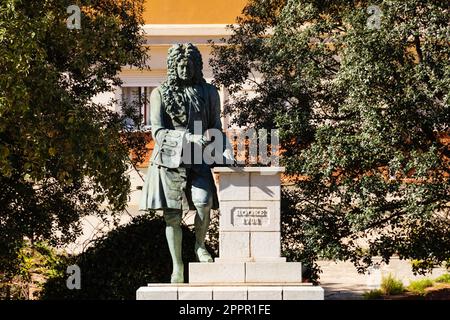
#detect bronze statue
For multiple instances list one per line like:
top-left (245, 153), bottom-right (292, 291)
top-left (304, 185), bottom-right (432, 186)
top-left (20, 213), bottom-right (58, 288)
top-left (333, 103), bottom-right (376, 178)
top-left (140, 43), bottom-right (234, 283)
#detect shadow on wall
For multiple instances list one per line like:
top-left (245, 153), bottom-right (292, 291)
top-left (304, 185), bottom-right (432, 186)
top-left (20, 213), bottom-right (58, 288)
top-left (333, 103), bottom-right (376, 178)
top-left (40, 214), bottom-right (209, 300)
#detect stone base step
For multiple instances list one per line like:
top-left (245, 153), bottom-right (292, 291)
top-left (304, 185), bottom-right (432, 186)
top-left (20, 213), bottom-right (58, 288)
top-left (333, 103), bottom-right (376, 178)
top-left (146, 283), bottom-right (312, 287)
top-left (214, 257), bottom-right (286, 263)
top-left (189, 262), bottom-right (302, 284)
top-left (136, 285), bottom-right (324, 300)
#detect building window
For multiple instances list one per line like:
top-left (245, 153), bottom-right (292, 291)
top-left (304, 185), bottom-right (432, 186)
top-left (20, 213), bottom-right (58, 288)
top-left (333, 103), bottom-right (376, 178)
top-left (121, 86), bottom-right (154, 129)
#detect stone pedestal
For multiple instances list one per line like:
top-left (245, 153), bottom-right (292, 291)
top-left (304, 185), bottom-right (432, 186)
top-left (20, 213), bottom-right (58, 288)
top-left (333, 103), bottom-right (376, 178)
top-left (137, 167), bottom-right (324, 300)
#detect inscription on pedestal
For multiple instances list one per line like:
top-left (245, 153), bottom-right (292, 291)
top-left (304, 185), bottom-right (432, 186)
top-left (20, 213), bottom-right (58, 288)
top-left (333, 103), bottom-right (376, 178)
top-left (231, 207), bottom-right (269, 226)
top-left (219, 201), bottom-right (279, 232)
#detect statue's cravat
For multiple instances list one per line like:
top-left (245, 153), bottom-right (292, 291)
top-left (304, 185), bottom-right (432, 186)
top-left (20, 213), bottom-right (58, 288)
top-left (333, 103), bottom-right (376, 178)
top-left (184, 86), bottom-right (201, 113)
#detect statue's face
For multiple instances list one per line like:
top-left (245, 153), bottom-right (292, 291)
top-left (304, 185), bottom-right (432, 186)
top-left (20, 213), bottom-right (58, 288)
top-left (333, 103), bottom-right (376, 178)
top-left (177, 58), bottom-right (195, 82)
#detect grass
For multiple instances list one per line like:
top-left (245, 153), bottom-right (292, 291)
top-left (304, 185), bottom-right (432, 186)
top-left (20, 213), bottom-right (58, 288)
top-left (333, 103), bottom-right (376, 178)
top-left (363, 289), bottom-right (383, 299)
top-left (381, 274), bottom-right (405, 295)
top-left (407, 279), bottom-right (434, 295)
top-left (434, 273), bottom-right (450, 284)
top-left (364, 273), bottom-right (450, 299)
top-left (363, 274), bottom-right (404, 299)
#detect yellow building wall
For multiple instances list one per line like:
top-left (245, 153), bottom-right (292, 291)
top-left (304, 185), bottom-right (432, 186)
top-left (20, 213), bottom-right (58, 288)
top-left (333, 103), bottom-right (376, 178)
top-left (143, 0), bottom-right (247, 24)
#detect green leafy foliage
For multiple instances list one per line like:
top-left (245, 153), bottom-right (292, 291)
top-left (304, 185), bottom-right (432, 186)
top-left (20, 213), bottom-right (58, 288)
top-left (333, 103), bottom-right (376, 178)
top-left (410, 259), bottom-right (438, 274)
top-left (0, 240), bottom-right (64, 299)
top-left (434, 273), bottom-right (450, 284)
top-left (0, 0), bottom-right (149, 278)
top-left (40, 214), bottom-right (204, 300)
top-left (381, 274), bottom-right (405, 295)
top-left (211, 0), bottom-right (450, 278)
top-left (281, 187), bottom-right (323, 283)
top-left (365, 274), bottom-right (450, 298)
top-left (206, 210), bottom-right (220, 258)
top-left (363, 289), bottom-right (383, 300)
top-left (407, 278), bottom-right (433, 295)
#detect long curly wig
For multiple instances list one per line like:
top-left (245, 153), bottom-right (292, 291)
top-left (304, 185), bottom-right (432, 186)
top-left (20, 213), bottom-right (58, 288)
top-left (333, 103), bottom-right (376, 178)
top-left (160, 43), bottom-right (206, 124)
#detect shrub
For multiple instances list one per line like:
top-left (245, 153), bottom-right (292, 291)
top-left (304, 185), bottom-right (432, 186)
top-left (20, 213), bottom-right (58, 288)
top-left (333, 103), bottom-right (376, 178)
top-left (407, 279), bottom-right (434, 295)
top-left (0, 241), bottom-right (63, 300)
top-left (381, 274), bottom-right (404, 295)
top-left (363, 289), bottom-right (383, 300)
top-left (435, 274), bottom-right (450, 284)
top-left (40, 214), bottom-right (205, 300)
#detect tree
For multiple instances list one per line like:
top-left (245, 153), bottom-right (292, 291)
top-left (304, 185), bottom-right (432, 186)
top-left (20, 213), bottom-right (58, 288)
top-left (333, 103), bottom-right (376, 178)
top-left (0, 0), bottom-right (148, 278)
top-left (211, 0), bottom-right (449, 280)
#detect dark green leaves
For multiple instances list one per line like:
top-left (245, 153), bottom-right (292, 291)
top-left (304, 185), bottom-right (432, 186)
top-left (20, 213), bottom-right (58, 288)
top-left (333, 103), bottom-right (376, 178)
top-left (212, 0), bottom-right (450, 276)
top-left (0, 0), bottom-right (149, 276)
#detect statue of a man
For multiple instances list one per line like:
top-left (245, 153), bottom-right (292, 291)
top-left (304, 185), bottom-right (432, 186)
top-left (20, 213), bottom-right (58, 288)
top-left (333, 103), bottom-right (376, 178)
top-left (139, 43), bottom-right (234, 283)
